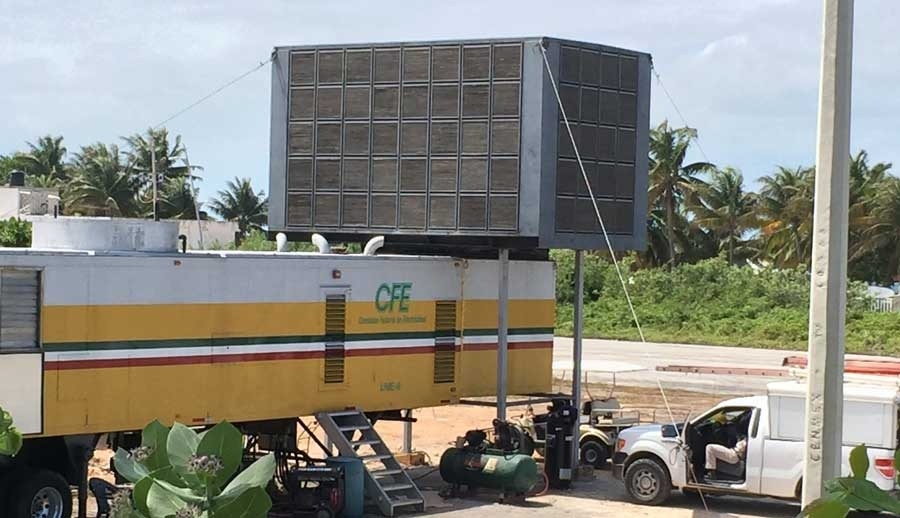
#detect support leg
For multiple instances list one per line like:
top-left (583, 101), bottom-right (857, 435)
top-left (571, 250), bottom-right (584, 479)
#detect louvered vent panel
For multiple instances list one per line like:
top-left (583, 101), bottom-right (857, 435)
top-left (433, 300), bottom-right (457, 384)
top-left (0, 269), bottom-right (40, 351)
top-left (324, 294), bottom-right (346, 384)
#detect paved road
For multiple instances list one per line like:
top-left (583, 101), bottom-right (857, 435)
top-left (419, 469), bottom-right (797, 518)
top-left (552, 337), bottom-right (897, 395)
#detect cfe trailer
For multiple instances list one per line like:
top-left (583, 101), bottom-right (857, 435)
top-left (0, 218), bottom-right (555, 517)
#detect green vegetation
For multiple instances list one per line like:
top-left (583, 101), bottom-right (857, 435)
top-left (554, 252), bottom-right (900, 354)
top-left (207, 178), bottom-right (267, 237)
top-left (111, 419), bottom-right (275, 518)
top-left (640, 123), bottom-right (899, 285)
top-left (0, 407), bottom-right (23, 457)
top-left (228, 230), bottom-right (314, 252)
top-left (2, 133), bottom-right (267, 237)
top-left (0, 218), bottom-right (32, 247)
top-left (550, 120), bottom-right (900, 354)
top-left (801, 444), bottom-right (900, 517)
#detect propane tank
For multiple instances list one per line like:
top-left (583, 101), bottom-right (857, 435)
top-left (439, 448), bottom-right (538, 495)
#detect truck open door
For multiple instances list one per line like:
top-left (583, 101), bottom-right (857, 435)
top-left (743, 407), bottom-right (764, 493)
top-left (660, 422), bottom-right (690, 487)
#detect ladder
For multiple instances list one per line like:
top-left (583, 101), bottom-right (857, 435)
top-left (316, 410), bottom-right (425, 516)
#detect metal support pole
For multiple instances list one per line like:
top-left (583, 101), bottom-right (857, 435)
top-left (802, 0), bottom-right (853, 507)
top-left (184, 150), bottom-right (204, 249)
top-left (150, 132), bottom-right (159, 222)
top-left (402, 409), bottom-right (413, 454)
top-left (572, 249), bottom-right (584, 475)
top-left (497, 248), bottom-right (510, 420)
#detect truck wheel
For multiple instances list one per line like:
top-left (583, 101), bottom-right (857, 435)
top-left (624, 458), bottom-right (671, 506)
top-left (579, 439), bottom-right (609, 469)
top-left (8, 469), bottom-right (72, 518)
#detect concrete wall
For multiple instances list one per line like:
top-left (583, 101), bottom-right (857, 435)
top-left (0, 187), bottom-right (60, 219)
top-left (177, 219), bottom-right (239, 250)
top-left (31, 217), bottom-right (179, 252)
top-left (0, 187), bottom-right (21, 219)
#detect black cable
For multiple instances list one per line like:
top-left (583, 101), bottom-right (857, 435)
top-left (153, 57), bottom-right (273, 129)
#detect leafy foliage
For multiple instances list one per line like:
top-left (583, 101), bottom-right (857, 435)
top-left (207, 178), bottom-right (267, 237)
top-left (647, 121), bottom-right (714, 268)
top-left (227, 230), bottom-right (314, 252)
top-left (801, 444), bottom-right (900, 518)
top-left (112, 420), bottom-right (275, 518)
top-left (0, 218), bottom-right (32, 247)
top-left (0, 407), bottom-right (23, 457)
top-left (553, 253), bottom-right (893, 353)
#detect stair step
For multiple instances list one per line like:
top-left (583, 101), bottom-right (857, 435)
top-left (326, 410), bottom-right (362, 417)
top-left (316, 408), bottom-right (424, 517)
top-left (350, 439), bottom-right (380, 447)
top-left (370, 469), bottom-right (403, 477)
top-left (359, 454), bottom-right (393, 462)
top-left (391, 498), bottom-right (424, 506)
top-left (338, 425), bottom-right (370, 432)
top-left (382, 483), bottom-right (413, 492)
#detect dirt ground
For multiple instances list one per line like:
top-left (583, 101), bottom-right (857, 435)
top-left (375, 383), bottom-right (729, 463)
top-left (80, 383), bottom-right (770, 517)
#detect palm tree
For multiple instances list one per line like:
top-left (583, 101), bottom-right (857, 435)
top-left (648, 121), bottom-right (714, 267)
top-left (757, 166), bottom-right (814, 268)
top-left (157, 177), bottom-right (200, 220)
top-left (693, 167), bottom-right (758, 264)
top-left (67, 144), bottom-right (142, 217)
top-left (121, 128), bottom-right (192, 189)
top-left (16, 135), bottom-right (68, 183)
top-left (847, 151), bottom-right (892, 275)
top-left (208, 178), bottom-right (267, 236)
top-left (853, 177), bottom-right (900, 282)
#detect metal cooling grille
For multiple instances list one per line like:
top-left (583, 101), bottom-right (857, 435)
top-left (324, 294), bottom-right (346, 384)
top-left (433, 300), bottom-right (457, 384)
top-left (0, 269), bottom-right (40, 351)
top-left (285, 42), bottom-right (523, 234)
top-left (555, 44), bottom-right (638, 235)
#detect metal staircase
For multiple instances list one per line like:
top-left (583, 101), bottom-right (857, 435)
top-left (316, 410), bottom-right (425, 516)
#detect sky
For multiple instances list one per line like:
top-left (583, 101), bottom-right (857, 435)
top-left (1, 0), bottom-right (897, 205)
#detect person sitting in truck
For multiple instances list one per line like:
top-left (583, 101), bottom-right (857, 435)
top-left (705, 435), bottom-right (747, 481)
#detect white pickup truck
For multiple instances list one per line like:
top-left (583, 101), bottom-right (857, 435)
top-left (612, 379), bottom-right (899, 505)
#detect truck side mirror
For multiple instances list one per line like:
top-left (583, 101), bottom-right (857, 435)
top-left (661, 424), bottom-right (678, 439)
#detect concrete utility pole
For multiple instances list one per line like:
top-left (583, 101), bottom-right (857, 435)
top-left (802, 0), bottom-right (854, 507)
top-left (150, 132), bottom-right (159, 222)
top-left (497, 248), bottom-right (510, 420)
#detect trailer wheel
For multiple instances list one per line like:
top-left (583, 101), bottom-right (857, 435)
top-left (579, 439), bottom-right (609, 469)
top-left (8, 469), bottom-right (71, 518)
top-left (624, 458), bottom-right (671, 506)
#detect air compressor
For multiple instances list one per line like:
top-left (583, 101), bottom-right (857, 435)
top-left (439, 420), bottom-right (539, 501)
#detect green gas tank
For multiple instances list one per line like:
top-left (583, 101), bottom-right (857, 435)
top-left (439, 447), bottom-right (538, 494)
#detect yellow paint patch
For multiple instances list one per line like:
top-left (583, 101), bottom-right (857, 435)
top-left (42, 299), bottom-right (554, 343)
top-left (41, 347), bottom-right (552, 437)
top-left (461, 299), bottom-right (556, 330)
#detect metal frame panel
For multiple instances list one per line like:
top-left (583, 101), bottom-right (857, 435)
top-left (268, 36), bottom-right (650, 252)
top-left (268, 48), bottom-right (290, 231)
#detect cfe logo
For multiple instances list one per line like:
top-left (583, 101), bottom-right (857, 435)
top-left (375, 282), bottom-right (412, 313)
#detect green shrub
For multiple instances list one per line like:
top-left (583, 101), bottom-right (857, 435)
top-left (0, 407), bottom-right (23, 457)
top-left (111, 420), bottom-right (275, 518)
top-left (552, 255), bottom-right (900, 354)
top-left (0, 218), bottom-right (31, 247)
top-left (801, 444), bottom-right (900, 517)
